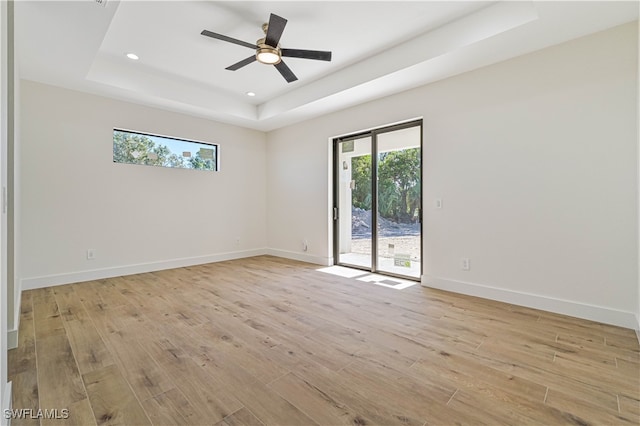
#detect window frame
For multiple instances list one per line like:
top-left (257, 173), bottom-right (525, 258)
top-left (113, 127), bottom-right (220, 172)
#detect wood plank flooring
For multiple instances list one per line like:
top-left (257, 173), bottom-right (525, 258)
top-left (8, 255), bottom-right (640, 425)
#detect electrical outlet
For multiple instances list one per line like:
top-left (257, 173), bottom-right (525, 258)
top-left (435, 198), bottom-right (443, 209)
top-left (87, 249), bottom-right (96, 260)
top-left (235, 237), bottom-right (240, 246)
top-left (461, 258), bottom-right (470, 271)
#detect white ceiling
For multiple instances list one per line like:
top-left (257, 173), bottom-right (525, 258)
top-left (15, 1), bottom-right (639, 131)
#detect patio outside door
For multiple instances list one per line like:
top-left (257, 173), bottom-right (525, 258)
top-left (333, 120), bottom-right (422, 280)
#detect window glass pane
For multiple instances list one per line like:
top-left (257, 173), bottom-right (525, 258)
top-left (113, 128), bottom-right (218, 172)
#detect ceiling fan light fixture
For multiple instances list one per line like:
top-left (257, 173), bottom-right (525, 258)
top-left (256, 45), bottom-right (281, 65)
top-left (201, 13), bottom-right (331, 83)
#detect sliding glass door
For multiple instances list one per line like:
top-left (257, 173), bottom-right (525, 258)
top-left (333, 120), bottom-right (422, 280)
top-left (335, 135), bottom-right (373, 270)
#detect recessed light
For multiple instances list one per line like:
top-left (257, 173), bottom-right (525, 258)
top-left (246, 91), bottom-right (256, 97)
top-left (126, 53), bottom-right (139, 60)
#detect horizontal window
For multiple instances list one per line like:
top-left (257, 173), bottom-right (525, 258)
top-left (113, 128), bottom-right (218, 172)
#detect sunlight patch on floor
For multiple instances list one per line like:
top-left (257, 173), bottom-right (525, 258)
top-left (356, 273), bottom-right (418, 290)
top-left (316, 266), bottom-right (418, 290)
top-left (316, 265), bottom-right (368, 278)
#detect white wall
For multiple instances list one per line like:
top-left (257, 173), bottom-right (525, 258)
top-left (266, 120), bottom-right (334, 265)
top-left (0, 0), bottom-right (9, 421)
top-left (637, 19), bottom-right (640, 340)
top-left (7, 3), bottom-right (18, 351)
top-left (20, 81), bottom-right (267, 288)
top-left (9, 66), bottom-right (19, 351)
top-left (267, 22), bottom-right (639, 328)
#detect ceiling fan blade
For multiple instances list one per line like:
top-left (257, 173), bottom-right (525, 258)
top-left (265, 13), bottom-right (287, 47)
top-left (274, 60), bottom-right (298, 83)
top-left (281, 49), bottom-right (332, 62)
top-left (226, 56), bottom-right (257, 71)
top-left (201, 30), bottom-right (257, 49)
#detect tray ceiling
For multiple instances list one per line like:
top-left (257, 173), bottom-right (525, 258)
top-left (15, 1), bottom-right (639, 131)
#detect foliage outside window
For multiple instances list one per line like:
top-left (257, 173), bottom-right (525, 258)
top-left (351, 148), bottom-right (421, 223)
top-left (113, 129), bottom-right (218, 171)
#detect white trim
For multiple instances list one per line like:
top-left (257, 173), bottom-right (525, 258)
top-left (636, 314), bottom-right (640, 345)
top-left (266, 248), bottom-right (332, 266)
top-left (6, 329), bottom-right (15, 351)
top-left (422, 275), bottom-right (638, 329)
top-left (2, 381), bottom-right (10, 426)
top-left (21, 249), bottom-right (268, 290)
top-left (7, 285), bottom-right (19, 350)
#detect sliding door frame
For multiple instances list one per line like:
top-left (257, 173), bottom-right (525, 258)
top-left (332, 119), bottom-right (423, 280)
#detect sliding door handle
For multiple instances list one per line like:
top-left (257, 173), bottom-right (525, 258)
top-left (333, 207), bottom-right (339, 221)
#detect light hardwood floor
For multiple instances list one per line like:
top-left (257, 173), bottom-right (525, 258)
top-left (8, 256), bottom-right (640, 425)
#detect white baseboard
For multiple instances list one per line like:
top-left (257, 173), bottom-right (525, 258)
top-left (636, 314), bottom-right (640, 345)
top-left (265, 248), bottom-right (332, 266)
top-left (7, 328), bottom-right (17, 350)
top-left (2, 381), bottom-right (11, 426)
top-left (21, 249), bottom-right (268, 290)
top-left (8, 285), bottom-right (21, 350)
top-left (422, 275), bottom-right (638, 330)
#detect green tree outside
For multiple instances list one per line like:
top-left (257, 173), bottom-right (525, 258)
top-left (350, 148), bottom-right (420, 223)
top-left (189, 151), bottom-right (216, 171)
top-left (378, 149), bottom-right (421, 223)
top-left (113, 131), bottom-right (214, 171)
top-left (351, 155), bottom-right (372, 210)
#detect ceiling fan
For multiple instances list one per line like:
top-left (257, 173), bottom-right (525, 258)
top-left (201, 13), bottom-right (332, 83)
